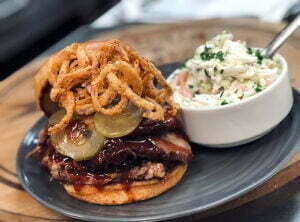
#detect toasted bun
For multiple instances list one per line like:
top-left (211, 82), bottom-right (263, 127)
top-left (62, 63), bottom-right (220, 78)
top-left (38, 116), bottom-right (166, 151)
top-left (64, 164), bottom-right (187, 205)
top-left (34, 55), bottom-right (59, 116)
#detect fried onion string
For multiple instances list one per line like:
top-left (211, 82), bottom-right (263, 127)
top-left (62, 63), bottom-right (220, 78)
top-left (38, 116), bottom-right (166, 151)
top-left (36, 39), bottom-right (177, 134)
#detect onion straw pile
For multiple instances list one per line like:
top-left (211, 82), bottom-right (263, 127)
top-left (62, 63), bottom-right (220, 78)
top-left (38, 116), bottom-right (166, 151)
top-left (35, 40), bottom-right (178, 134)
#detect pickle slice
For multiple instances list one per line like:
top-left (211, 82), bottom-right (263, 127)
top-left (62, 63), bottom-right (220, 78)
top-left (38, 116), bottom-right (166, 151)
top-left (50, 120), bottom-right (104, 161)
top-left (94, 104), bottom-right (143, 138)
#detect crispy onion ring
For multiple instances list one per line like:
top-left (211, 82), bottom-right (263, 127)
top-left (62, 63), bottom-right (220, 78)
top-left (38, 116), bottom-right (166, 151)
top-left (35, 40), bottom-right (177, 134)
top-left (48, 91), bottom-right (75, 134)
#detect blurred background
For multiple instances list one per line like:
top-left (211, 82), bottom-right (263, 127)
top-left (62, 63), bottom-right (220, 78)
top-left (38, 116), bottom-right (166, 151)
top-left (0, 1), bottom-right (299, 222)
top-left (0, 0), bottom-right (299, 80)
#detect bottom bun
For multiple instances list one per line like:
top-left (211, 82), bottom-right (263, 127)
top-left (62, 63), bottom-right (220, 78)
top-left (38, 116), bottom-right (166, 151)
top-left (64, 164), bottom-right (187, 205)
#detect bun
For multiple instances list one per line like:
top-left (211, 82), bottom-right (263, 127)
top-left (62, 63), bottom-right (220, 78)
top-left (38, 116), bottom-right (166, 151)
top-left (34, 56), bottom-right (59, 116)
top-left (64, 164), bottom-right (187, 205)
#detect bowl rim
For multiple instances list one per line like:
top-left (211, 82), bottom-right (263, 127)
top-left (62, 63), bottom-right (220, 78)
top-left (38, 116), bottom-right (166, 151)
top-left (168, 53), bottom-right (289, 112)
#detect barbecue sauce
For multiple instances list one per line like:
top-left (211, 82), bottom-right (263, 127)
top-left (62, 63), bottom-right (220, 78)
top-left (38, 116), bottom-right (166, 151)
top-left (120, 171), bottom-right (134, 202)
top-left (33, 116), bottom-right (192, 191)
top-left (73, 183), bottom-right (83, 192)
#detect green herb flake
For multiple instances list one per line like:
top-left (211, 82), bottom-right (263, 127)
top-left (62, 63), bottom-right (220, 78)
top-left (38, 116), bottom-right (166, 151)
top-left (204, 46), bottom-right (211, 51)
top-left (220, 69), bottom-right (224, 74)
top-left (188, 84), bottom-right (194, 89)
top-left (200, 46), bottom-right (215, 61)
top-left (199, 45), bottom-right (225, 62)
top-left (221, 100), bottom-right (228, 105)
top-left (216, 51), bottom-right (225, 61)
top-left (204, 69), bottom-right (210, 78)
top-left (219, 86), bottom-right (225, 98)
top-left (247, 47), bottom-right (253, 55)
top-left (255, 49), bottom-right (264, 64)
top-left (255, 83), bottom-right (263, 92)
top-left (180, 60), bottom-right (187, 69)
top-left (214, 66), bottom-right (218, 72)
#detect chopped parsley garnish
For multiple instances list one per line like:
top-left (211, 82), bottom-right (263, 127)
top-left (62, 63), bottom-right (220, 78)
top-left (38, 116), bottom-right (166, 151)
top-left (218, 86), bottom-right (225, 98)
top-left (214, 66), bottom-right (218, 72)
top-left (188, 84), bottom-right (194, 89)
top-left (200, 45), bottom-right (225, 62)
top-left (200, 46), bottom-right (214, 60)
top-left (221, 100), bottom-right (228, 105)
top-left (255, 83), bottom-right (263, 92)
top-left (204, 69), bottom-right (210, 78)
top-left (255, 49), bottom-right (264, 64)
top-left (248, 48), bottom-right (264, 64)
top-left (216, 51), bottom-right (225, 61)
top-left (220, 69), bottom-right (224, 74)
top-left (180, 61), bottom-right (187, 69)
top-left (247, 47), bottom-right (253, 55)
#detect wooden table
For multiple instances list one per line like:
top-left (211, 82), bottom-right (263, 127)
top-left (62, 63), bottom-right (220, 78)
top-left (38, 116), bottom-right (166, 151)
top-left (0, 19), bottom-right (299, 221)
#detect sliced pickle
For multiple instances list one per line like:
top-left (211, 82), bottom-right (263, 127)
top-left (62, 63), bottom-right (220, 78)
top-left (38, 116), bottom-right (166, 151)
top-left (94, 104), bottom-right (143, 138)
top-left (50, 120), bottom-right (104, 161)
top-left (48, 109), bottom-right (66, 126)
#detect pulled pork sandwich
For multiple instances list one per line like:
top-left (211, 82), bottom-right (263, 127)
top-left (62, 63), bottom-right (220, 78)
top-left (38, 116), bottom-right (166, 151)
top-left (32, 40), bottom-right (193, 205)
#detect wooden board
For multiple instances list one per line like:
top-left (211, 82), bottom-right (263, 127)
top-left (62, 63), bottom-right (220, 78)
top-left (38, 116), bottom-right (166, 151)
top-left (0, 19), bottom-right (299, 221)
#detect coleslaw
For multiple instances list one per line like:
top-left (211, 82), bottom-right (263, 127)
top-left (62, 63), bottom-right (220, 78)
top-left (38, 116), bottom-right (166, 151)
top-left (168, 32), bottom-right (281, 108)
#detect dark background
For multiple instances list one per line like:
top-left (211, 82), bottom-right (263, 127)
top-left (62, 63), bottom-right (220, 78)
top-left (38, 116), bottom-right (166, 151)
top-left (0, 0), bottom-right (119, 80)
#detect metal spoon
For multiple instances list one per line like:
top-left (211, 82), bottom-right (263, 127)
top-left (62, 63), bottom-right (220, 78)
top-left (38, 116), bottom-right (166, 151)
top-left (263, 15), bottom-right (300, 58)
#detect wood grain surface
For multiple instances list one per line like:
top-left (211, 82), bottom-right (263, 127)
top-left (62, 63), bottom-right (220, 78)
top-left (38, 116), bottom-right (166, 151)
top-left (0, 19), bottom-right (299, 221)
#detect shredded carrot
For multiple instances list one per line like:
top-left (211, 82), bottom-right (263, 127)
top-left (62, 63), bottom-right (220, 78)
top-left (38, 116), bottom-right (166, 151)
top-left (176, 72), bottom-right (192, 98)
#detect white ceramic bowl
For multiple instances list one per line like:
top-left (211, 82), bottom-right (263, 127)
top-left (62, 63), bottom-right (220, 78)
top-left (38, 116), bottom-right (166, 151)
top-left (169, 54), bottom-right (293, 147)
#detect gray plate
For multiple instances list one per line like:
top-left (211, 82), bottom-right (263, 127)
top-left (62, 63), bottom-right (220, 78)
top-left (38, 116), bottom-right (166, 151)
top-left (17, 63), bottom-right (300, 222)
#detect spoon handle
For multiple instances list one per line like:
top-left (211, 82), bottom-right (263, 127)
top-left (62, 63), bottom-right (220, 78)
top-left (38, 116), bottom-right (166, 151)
top-left (264, 15), bottom-right (300, 58)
